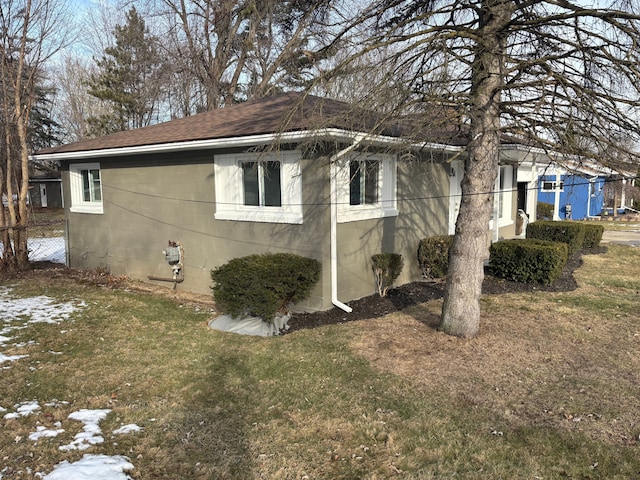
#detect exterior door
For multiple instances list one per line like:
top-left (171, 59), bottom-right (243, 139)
top-left (40, 184), bottom-right (48, 207)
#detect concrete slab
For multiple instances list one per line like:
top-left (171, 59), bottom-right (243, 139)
top-left (601, 230), bottom-right (640, 247)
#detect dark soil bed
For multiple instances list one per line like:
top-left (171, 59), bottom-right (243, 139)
top-left (7, 247), bottom-right (606, 335)
top-left (286, 248), bottom-right (605, 333)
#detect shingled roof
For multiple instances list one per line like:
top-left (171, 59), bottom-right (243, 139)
top-left (36, 92), bottom-right (468, 156)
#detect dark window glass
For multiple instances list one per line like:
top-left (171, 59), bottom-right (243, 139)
top-left (242, 162), bottom-right (260, 206)
top-left (350, 160), bottom-right (378, 205)
top-left (364, 161), bottom-right (379, 204)
top-left (263, 161), bottom-right (282, 207)
top-left (242, 161), bottom-right (281, 207)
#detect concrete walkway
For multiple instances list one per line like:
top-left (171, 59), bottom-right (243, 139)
top-left (601, 229), bottom-right (640, 247)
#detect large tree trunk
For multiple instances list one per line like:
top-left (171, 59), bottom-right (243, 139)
top-left (440, 1), bottom-right (513, 338)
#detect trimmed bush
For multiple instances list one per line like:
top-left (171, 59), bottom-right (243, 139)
top-left (526, 220), bottom-right (585, 255)
top-left (210, 253), bottom-right (321, 322)
top-left (582, 223), bottom-right (605, 248)
top-left (372, 253), bottom-right (403, 297)
top-left (489, 239), bottom-right (569, 285)
top-left (417, 235), bottom-right (454, 280)
top-left (537, 202), bottom-right (554, 220)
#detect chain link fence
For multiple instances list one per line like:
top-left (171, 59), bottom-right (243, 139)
top-left (27, 217), bottom-right (66, 264)
top-left (0, 207), bottom-right (66, 265)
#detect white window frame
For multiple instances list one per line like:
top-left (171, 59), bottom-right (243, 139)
top-left (336, 152), bottom-right (398, 223)
top-left (541, 180), bottom-right (564, 192)
top-left (214, 151), bottom-right (303, 224)
top-left (69, 162), bottom-right (104, 214)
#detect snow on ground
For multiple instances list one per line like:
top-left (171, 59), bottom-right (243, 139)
top-left (59, 409), bottom-right (112, 452)
top-left (0, 287), bottom-right (142, 479)
top-left (27, 237), bottom-right (66, 264)
top-left (0, 236), bottom-right (65, 264)
top-left (0, 286), bottom-right (86, 368)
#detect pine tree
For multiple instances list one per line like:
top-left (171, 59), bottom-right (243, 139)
top-left (86, 6), bottom-right (165, 136)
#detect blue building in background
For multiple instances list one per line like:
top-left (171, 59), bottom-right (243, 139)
top-left (537, 163), bottom-right (616, 220)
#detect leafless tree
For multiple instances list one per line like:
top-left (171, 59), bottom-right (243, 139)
top-left (50, 55), bottom-right (104, 142)
top-left (317, 0), bottom-right (640, 337)
top-left (153, 0), bottom-right (336, 110)
top-left (0, 0), bottom-right (72, 272)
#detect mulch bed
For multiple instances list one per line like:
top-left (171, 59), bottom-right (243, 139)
top-left (286, 247), bottom-right (606, 333)
top-left (6, 248), bottom-right (606, 334)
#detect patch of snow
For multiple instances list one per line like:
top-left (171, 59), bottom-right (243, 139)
top-left (0, 286), bottom-right (85, 365)
top-left (209, 313), bottom-right (290, 336)
top-left (44, 400), bottom-right (70, 408)
top-left (27, 237), bottom-right (66, 264)
top-left (0, 280), bottom-right (141, 480)
top-left (0, 286), bottom-right (85, 325)
top-left (0, 352), bottom-right (29, 364)
top-left (0, 237), bottom-right (65, 264)
top-left (43, 454), bottom-right (134, 480)
top-left (29, 425), bottom-right (65, 441)
top-left (4, 400), bottom-right (40, 419)
top-left (59, 409), bottom-right (111, 452)
top-left (112, 424), bottom-right (143, 435)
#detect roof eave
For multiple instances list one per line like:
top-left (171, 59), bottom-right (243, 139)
top-left (30, 128), bottom-right (463, 162)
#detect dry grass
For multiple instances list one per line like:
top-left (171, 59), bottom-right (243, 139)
top-left (1, 245), bottom-right (640, 478)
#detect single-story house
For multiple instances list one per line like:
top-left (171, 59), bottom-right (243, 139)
top-left (32, 92), bottom-right (545, 313)
top-left (28, 172), bottom-right (63, 209)
top-left (536, 161), bottom-right (630, 220)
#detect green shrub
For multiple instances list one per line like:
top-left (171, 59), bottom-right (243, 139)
top-left (489, 239), bottom-right (569, 285)
top-left (210, 253), bottom-right (321, 322)
top-left (372, 253), bottom-right (403, 297)
top-left (526, 220), bottom-right (585, 255)
top-left (582, 223), bottom-right (605, 248)
top-left (417, 235), bottom-right (454, 280)
top-left (537, 202), bottom-right (554, 220)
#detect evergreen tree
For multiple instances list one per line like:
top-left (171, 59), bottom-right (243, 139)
top-left (86, 6), bottom-right (165, 136)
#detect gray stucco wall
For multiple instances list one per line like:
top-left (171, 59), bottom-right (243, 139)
top-left (333, 157), bottom-right (449, 303)
top-left (62, 149), bottom-right (450, 312)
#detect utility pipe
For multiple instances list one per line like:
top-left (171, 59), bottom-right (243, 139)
top-left (328, 134), bottom-right (366, 313)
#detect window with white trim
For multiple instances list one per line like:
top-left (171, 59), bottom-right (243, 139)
top-left (214, 151), bottom-right (303, 224)
top-left (336, 153), bottom-right (398, 223)
top-left (541, 180), bottom-right (564, 192)
top-left (69, 163), bottom-right (103, 214)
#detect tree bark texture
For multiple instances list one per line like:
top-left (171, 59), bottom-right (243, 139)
top-left (440, 1), bottom-right (514, 338)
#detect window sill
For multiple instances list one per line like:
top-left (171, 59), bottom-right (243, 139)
top-left (70, 204), bottom-right (103, 214)
top-left (215, 209), bottom-right (303, 224)
top-left (338, 207), bottom-right (399, 223)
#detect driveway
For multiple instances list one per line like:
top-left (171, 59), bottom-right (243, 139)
top-left (601, 229), bottom-right (640, 247)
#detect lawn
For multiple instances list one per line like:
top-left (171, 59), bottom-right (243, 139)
top-left (1, 244), bottom-right (639, 479)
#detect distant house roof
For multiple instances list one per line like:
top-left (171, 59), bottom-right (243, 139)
top-left (35, 92), bottom-right (468, 159)
top-left (29, 171), bottom-right (62, 182)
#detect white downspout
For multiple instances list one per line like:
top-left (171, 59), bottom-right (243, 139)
top-left (329, 135), bottom-right (365, 313)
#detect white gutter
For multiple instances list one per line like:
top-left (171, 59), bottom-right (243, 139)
top-left (328, 134), bottom-right (367, 313)
top-left (33, 127), bottom-right (462, 313)
top-left (31, 128), bottom-right (462, 162)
